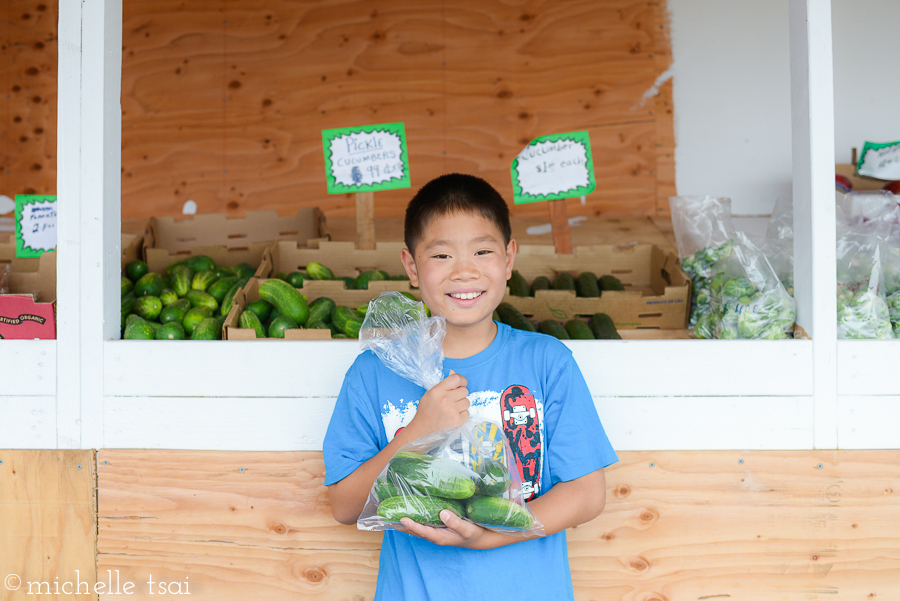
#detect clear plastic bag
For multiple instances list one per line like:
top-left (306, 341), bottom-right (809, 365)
top-left (835, 213), bottom-right (894, 340)
top-left (357, 292), bottom-right (545, 536)
top-left (669, 195), bottom-right (736, 337)
top-left (0, 264), bottom-right (9, 294)
top-left (709, 232), bottom-right (796, 339)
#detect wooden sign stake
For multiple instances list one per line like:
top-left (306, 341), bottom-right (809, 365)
top-left (355, 191), bottom-right (376, 250)
top-left (547, 198), bottom-right (573, 254)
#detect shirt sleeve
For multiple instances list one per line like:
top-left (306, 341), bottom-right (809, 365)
top-left (542, 347), bottom-right (618, 486)
top-left (322, 357), bottom-right (383, 486)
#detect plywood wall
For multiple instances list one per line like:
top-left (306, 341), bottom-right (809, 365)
top-left (93, 449), bottom-right (900, 601)
top-left (0, 1), bottom-right (675, 221)
top-left (0, 1), bottom-right (58, 200)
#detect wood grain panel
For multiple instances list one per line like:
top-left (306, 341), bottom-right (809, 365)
top-left (0, 1), bottom-right (57, 198)
top-left (0, 449), bottom-right (97, 601)
top-left (97, 449), bottom-right (900, 601)
top-left (121, 0), bottom-right (675, 222)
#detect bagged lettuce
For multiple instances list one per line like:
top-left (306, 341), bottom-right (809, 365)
top-left (357, 292), bottom-right (545, 537)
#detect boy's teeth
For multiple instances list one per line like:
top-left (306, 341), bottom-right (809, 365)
top-left (451, 292), bottom-right (481, 300)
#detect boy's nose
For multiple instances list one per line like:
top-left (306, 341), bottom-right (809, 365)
top-left (450, 257), bottom-right (479, 279)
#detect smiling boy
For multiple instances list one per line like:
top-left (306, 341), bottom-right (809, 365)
top-left (323, 173), bottom-right (617, 600)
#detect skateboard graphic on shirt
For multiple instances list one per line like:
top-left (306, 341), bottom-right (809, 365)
top-left (500, 384), bottom-right (542, 501)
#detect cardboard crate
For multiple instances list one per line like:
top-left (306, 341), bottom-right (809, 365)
top-left (0, 235), bottom-right (57, 339)
top-left (224, 278), bottom-right (420, 341)
top-left (257, 239), bottom-right (409, 280)
top-left (505, 244), bottom-right (691, 330)
top-left (143, 209), bottom-right (327, 273)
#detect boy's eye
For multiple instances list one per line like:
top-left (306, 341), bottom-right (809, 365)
top-left (476, 250), bottom-right (493, 256)
top-left (432, 253), bottom-right (450, 259)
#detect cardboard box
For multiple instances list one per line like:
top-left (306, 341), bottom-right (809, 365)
top-left (257, 239), bottom-right (408, 279)
top-left (142, 209), bottom-right (327, 273)
top-left (0, 235), bottom-right (57, 339)
top-left (504, 244), bottom-right (691, 330)
top-left (121, 233), bottom-right (143, 268)
top-left (224, 277), bottom-right (420, 341)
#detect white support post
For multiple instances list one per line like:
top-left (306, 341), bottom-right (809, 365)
top-left (82, 0), bottom-right (123, 448)
top-left (56, 0), bottom-right (84, 448)
top-left (789, 0), bottom-right (837, 449)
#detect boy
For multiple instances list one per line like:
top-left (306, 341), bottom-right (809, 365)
top-left (323, 173), bottom-right (617, 600)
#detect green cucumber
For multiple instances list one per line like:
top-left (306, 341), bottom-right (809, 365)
top-left (191, 317), bottom-right (221, 340)
top-left (507, 270), bottom-right (529, 297)
top-left (156, 322), bottom-right (185, 340)
top-left (306, 261), bottom-right (334, 280)
top-left (466, 496), bottom-right (533, 530)
top-left (598, 274), bottom-right (625, 292)
top-left (207, 276), bottom-right (239, 303)
top-left (258, 279), bottom-right (309, 325)
top-left (185, 289), bottom-right (218, 312)
top-left (191, 269), bottom-right (219, 292)
top-left (121, 291), bottom-right (135, 317)
top-left (373, 477), bottom-right (401, 502)
top-left (539, 320), bottom-right (570, 340)
top-left (125, 260), bottom-right (149, 283)
top-left (134, 272), bottom-right (165, 297)
top-left (238, 309), bottom-right (266, 339)
top-left (552, 272), bottom-right (576, 291)
top-left (232, 262), bottom-right (256, 279)
top-left (245, 299), bottom-right (273, 323)
top-left (590, 312), bottom-right (621, 340)
top-left (182, 306), bottom-right (213, 336)
top-left (158, 288), bottom-right (179, 306)
top-left (123, 318), bottom-right (155, 340)
top-left (286, 272), bottom-right (308, 288)
top-left (170, 264), bottom-right (194, 298)
top-left (333, 305), bottom-right (363, 338)
top-left (354, 269), bottom-right (386, 290)
top-left (475, 459), bottom-right (511, 496)
top-left (306, 320), bottom-right (329, 330)
top-left (184, 255), bottom-right (216, 273)
top-left (495, 302), bottom-right (536, 332)
top-left (212, 266), bottom-right (232, 280)
top-left (376, 495), bottom-right (465, 526)
top-left (564, 319), bottom-right (594, 340)
top-left (387, 455), bottom-right (476, 500)
top-left (267, 315), bottom-right (298, 339)
top-left (121, 276), bottom-right (134, 298)
top-left (307, 297), bottom-right (336, 324)
top-left (160, 298), bottom-right (191, 325)
top-left (132, 296), bottom-right (163, 321)
top-left (530, 275), bottom-right (551, 296)
top-left (575, 271), bottom-right (601, 297)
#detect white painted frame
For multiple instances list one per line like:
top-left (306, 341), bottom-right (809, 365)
top-left (4, 0), bottom-right (896, 452)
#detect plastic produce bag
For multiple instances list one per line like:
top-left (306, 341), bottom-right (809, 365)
top-left (357, 292), bottom-right (545, 536)
top-left (709, 232), bottom-right (796, 339)
top-left (669, 195), bottom-right (736, 338)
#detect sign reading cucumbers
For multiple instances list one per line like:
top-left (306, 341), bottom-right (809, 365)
top-left (511, 131), bottom-right (595, 204)
top-left (15, 195), bottom-right (57, 258)
top-left (857, 140), bottom-right (900, 180)
top-left (322, 123), bottom-right (411, 193)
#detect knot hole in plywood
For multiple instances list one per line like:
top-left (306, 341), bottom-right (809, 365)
top-left (614, 483), bottom-right (631, 498)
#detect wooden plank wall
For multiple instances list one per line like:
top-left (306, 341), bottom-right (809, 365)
top-left (93, 449), bottom-right (900, 601)
top-left (0, 1), bottom-right (676, 221)
top-left (0, 450), bottom-right (96, 601)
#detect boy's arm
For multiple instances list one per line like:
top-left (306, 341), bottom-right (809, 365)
top-left (328, 371), bottom-right (471, 525)
top-left (399, 467), bottom-right (607, 549)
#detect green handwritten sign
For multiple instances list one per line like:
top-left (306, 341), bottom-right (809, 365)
top-left (511, 131), bottom-right (595, 204)
top-left (322, 123), bottom-right (411, 194)
top-left (15, 195), bottom-right (57, 258)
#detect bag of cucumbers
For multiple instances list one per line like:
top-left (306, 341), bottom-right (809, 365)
top-left (356, 292), bottom-right (545, 537)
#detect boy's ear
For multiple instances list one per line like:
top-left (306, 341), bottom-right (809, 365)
top-left (505, 238), bottom-right (518, 279)
top-left (400, 248), bottom-right (419, 287)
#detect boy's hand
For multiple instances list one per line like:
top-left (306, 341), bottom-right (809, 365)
top-left (398, 510), bottom-right (491, 549)
top-left (407, 370), bottom-right (470, 437)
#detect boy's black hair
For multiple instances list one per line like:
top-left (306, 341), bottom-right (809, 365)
top-left (404, 173), bottom-right (512, 254)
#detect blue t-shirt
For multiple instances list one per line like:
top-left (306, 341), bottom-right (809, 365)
top-left (323, 322), bottom-right (618, 601)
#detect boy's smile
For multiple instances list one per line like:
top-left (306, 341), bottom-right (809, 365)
top-left (401, 211), bottom-right (517, 357)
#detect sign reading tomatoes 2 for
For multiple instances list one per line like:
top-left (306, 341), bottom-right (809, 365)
top-left (322, 123), bottom-right (411, 194)
top-left (15, 194), bottom-right (57, 258)
top-left (511, 131), bottom-right (595, 204)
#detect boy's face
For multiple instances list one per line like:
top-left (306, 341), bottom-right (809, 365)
top-left (401, 211), bottom-right (516, 334)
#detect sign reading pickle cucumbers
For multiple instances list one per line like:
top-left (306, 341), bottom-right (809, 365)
top-left (15, 195), bottom-right (57, 258)
top-left (511, 131), bottom-right (595, 204)
top-left (322, 123), bottom-right (411, 193)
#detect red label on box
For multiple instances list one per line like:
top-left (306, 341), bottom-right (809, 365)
top-left (0, 294), bottom-right (56, 339)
